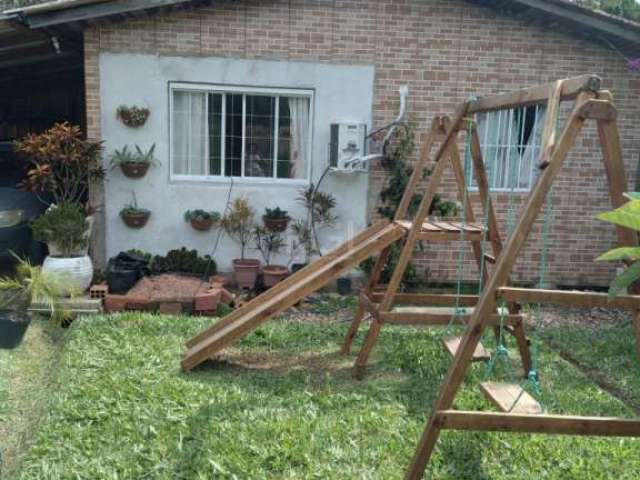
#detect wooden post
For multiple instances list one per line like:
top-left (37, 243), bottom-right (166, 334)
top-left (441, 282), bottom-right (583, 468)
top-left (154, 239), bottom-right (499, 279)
top-left (404, 96), bottom-right (589, 480)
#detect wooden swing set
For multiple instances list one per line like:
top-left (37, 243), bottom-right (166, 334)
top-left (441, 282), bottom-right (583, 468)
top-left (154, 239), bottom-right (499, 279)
top-left (337, 74), bottom-right (640, 478)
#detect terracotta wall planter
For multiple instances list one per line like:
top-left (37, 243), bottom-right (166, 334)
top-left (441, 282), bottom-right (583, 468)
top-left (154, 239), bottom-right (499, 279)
top-left (119, 161), bottom-right (150, 179)
top-left (262, 265), bottom-right (289, 287)
top-left (263, 216), bottom-right (290, 232)
top-left (233, 258), bottom-right (260, 290)
top-left (121, 210), bottom-right (150, 228)
top-left (189, 217), bottom-right (214, 231)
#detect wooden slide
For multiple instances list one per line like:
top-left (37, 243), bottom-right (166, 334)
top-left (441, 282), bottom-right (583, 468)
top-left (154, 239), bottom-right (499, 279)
top-left (181, 220), bottom-right (406, 371)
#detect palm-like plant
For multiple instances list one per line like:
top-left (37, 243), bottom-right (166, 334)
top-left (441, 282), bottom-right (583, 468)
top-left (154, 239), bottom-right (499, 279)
top-left (0, 254), bottom-right (76, 324)
top-left (596, 193), bottom-right (640, 298)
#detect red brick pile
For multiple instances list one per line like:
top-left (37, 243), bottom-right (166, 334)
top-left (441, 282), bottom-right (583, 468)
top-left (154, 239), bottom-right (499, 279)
top-left (103, 274), bottom-right (234, 315)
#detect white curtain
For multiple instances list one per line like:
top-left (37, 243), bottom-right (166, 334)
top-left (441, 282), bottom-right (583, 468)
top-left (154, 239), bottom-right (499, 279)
top-left (173, 91), bottom-right (207, 175)
top-left (288, 97), bottom-right (309, 179)
top-left (476, 105), bottom-right (546, 190)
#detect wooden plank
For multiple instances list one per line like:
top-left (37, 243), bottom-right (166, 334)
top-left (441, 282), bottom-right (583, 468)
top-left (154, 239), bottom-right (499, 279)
top-left (369, 292), bottom-right (479, 307)
top-left (443, 336), bottom-right (490, 361)
top-left (467, 75), bottom-right (601, 114)
top-left (404, 96), bottom-right (590, 480)
top-left (359, 292), bottom-right (380, 321)
top-left (498, 287), bottom-right (640, 310)
top-left (539, 79), bottom-right (564, 168)
top-left (480, 382), bottom-right (543, 414)
top-left (187, 220), bottom-right (391, 348)
top-left (182, 223), bottom-right (405, 370)
top-left (417, 231), bottom-right (484, 242)
top-left (435, 410), bottom-right (640, 437)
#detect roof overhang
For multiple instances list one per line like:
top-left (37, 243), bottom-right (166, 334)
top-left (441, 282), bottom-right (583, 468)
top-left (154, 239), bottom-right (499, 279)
top-left (468, 0), bottom-right (640, 59)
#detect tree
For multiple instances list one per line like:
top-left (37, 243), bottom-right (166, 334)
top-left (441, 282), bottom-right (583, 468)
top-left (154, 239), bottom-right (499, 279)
top-left (577, 0), bottom-right (640, 22)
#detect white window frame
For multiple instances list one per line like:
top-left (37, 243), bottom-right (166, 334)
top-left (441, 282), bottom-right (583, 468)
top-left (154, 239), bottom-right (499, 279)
top-left (467, 105), bottom-right (544, 193)
top-left (169, 82), bottom-right (314, 185)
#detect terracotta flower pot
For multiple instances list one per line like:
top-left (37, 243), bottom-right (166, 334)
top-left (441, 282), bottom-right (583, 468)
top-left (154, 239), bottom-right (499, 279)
top-left (121, 210), bottom-right (151, 229)
top-left (263, 216), bottom-right (290, 232)
top-left (233, 258), bottom-right (261, 290)
top-left (119, 161), bottom-right (150, 178)
top-left (262, 265), bottom-right (289, 287)
top-left (190, 217), bottom-right (213, 231)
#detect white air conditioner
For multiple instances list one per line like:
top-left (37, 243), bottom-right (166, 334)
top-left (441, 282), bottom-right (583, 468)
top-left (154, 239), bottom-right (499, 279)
top-left (329, 122), bottom-right (367, 172)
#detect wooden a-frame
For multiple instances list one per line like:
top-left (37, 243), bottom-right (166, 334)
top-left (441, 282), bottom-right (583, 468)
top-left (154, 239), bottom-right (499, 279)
top-left (388, 75), bottom-right (640, 479)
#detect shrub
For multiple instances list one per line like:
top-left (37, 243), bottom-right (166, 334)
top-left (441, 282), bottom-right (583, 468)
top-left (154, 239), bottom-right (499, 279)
top-left (14, 122), bottom-right (104, 204)
top-left (151, 247), bottom-right (216, 276)
top-left (30, 202), bottom-right (88, 257)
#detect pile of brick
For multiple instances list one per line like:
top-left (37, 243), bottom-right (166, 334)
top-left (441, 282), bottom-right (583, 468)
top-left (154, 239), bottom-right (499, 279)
top-left (97, 274), bottom-right (235, 315)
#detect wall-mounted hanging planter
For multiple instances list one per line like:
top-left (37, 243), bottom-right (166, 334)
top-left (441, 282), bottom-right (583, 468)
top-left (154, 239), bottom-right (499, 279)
top-left (121, 208), bottom-right (151, 229)
top-left (110, 144), bottom-right (157, 179)
top-left (184, 209), bottom-right (221, 232)
top-left (117, 105), bottom-right (150, 128)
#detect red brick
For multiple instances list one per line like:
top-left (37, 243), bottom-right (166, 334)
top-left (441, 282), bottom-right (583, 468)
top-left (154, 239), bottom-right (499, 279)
top-left (104, 294), bottom-right (128, 313)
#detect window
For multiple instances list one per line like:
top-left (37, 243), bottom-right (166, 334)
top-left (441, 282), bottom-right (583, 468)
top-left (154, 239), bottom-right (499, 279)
top-left (468, 105), bottom-right (547, 192)
top-left (170, 83), bottom-right (313, 181)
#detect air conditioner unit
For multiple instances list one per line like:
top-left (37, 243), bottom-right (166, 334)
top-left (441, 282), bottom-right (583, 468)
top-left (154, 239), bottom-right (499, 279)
top-left (329, 122), bottom-right (367, 172)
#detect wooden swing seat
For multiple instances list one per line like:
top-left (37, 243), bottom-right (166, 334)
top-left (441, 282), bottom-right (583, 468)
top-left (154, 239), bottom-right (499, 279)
top-left (396, 219), bottom-right (486, 241)
top-left (444, 336), bottom-right (491, 361)
top-left (480, 381), bottom-right (543, 414)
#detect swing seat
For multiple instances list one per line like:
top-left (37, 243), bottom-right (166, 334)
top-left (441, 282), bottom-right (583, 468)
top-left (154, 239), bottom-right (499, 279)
top-left (396, 220), bottom-right (486, 241)
top-left (480, 381), bottom-right (543, 414)
top-left (443, 336), bottom-right (491, 361)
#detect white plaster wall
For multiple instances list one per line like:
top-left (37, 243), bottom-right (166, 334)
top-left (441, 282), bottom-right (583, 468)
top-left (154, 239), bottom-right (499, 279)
top-left (100, 53), bottom-right (374, 271)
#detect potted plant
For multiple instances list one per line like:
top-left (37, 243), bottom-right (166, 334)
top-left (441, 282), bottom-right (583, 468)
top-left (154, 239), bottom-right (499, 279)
top-left (0, 255), bottom-right (74, 348)
top-left (222, 197), bottom-right (260, 290)
top-left (110, 144), bottom-right (157, 179)
top-left (289, 185), bottom-right (337, 270)
top-left (120, 192), bottom-right (151, 229)
top-left (116, 105), bottom-right (150, 128)
top-left (184, 209), bottom-right (221, 232)
top-left (253, 226), bottom-right (288, 287)
top-left (30, 202), bottom-right (94, 295)
top-left (263, 207), bottom-right (291, 232)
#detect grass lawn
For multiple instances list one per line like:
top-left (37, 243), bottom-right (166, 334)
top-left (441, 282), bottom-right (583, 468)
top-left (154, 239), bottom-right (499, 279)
top-left (0, 319), bottom-right (66, 478)
top-left (4, 301), bottom-right (640, 479)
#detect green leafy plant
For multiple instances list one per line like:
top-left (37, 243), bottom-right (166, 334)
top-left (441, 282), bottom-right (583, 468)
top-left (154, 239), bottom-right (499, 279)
top-left (222, 197), bottom-right (256, 260)
top-left (253, 226), bottom-right (286, 265)
top-left (184, 209), bottom-right (221, 222)
top-left (30, 202), bottom-right (88, 257)
top-left (151, 247), bottom-right (216, 275)
top-left (264, 207), bottom-right (290, 220)
top-left (0, 254), bottom-right (76, 324)
top-left (110, 144), bottom-right (158, 167)
top-left (292, 186), bottom-right (337, 263)
top-left (14, 122), bottom-right (105, 204)
top-left (120, 192), bottom-right (149, 217)
top-left (596, 192), bottom-right (640, 298)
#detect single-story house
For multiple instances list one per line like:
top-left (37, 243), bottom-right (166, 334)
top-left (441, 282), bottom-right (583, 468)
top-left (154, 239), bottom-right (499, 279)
top-left (1, 0), bottom-right (639, 287)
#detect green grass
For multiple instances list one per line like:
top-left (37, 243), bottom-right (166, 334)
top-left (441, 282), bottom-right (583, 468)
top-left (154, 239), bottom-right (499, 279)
top-left (540, 318), bottom-right (640, 413)
top-left (8, 311), bottom-right (640, 479)
top-left (0, 319), bottom-right (65, 478)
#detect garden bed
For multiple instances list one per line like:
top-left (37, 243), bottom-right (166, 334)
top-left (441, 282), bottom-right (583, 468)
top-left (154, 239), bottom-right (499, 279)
top-left (4, 299), bottom-right (640, 479)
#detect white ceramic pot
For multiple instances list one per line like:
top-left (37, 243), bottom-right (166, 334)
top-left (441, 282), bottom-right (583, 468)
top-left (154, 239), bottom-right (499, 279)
top-left (42, 255), bottom-right (94, 296)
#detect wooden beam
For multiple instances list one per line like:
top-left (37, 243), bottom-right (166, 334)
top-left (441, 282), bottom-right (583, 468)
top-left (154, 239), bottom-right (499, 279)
top-left (369, 292), bottom-right (479, 307)
top-left (577, 99), bottom-right (617, 121)
top-left (435, 410), bottom-right (640, 437)
top-left (467, 74), bottom-right (600, 114)
top-left (497, 287), bottom-right (640, 310)
top-left (380, 311), bottom-right (523, 327)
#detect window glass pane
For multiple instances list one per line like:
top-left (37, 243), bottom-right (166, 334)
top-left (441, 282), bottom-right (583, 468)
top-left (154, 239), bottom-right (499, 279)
top-left (282, 96), bottom-right (309, 179)
top-left (172, 90), bottom-right (207, 175)
top-left (225, 93), bottom-right (243, 177)
top-left (245, 95), bottom-right (274, 178)
top-left (208, 93), bottom-right (222, 176)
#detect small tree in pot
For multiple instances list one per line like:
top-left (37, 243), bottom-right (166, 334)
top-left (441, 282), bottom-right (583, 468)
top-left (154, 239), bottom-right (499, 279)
top-left (0, 255), bottom-right (74, 348)
top-left (222, 197), bottom-right (260, 290)
top-left (253, 226), bottom-right (288, 288)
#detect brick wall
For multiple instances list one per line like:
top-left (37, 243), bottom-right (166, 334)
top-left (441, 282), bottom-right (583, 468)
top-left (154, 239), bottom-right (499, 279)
top-left (84, 0), bottom-right (640, 286)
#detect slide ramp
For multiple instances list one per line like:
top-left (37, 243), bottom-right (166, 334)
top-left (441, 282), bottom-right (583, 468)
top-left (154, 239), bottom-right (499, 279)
top-left (181, 220), bottom-right (406, 371)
